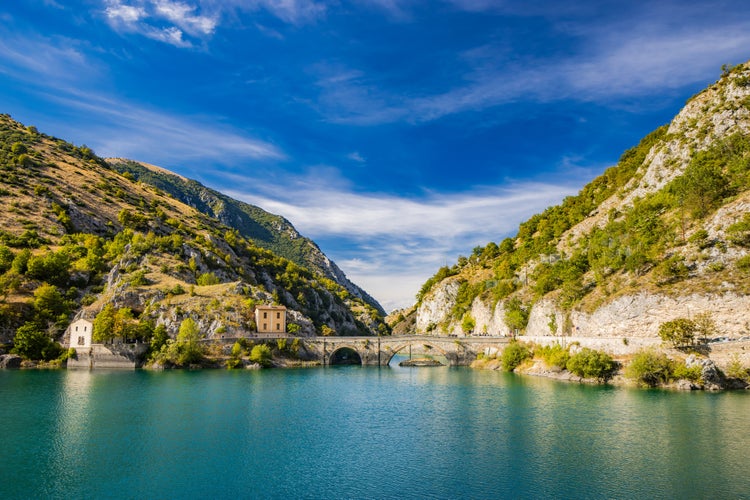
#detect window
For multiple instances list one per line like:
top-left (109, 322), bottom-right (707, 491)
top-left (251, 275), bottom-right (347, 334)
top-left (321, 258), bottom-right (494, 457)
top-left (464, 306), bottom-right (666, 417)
top-left (75, 326), bottom-right (79, 332)
top-left (276, 323), bottom-right (281, 330)
top-left (276, 312), bottom-right (281, 319)
top-left (77, 336), bottom-right (85, 346)
top-left (263, 312), bottom-right (267, 319)
top-left (263, 323), bottom-right (267, 330)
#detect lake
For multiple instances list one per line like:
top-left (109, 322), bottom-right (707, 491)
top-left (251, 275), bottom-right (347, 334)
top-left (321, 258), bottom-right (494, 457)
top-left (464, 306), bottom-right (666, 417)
top-left (2, 361), bottom-right (749, 499)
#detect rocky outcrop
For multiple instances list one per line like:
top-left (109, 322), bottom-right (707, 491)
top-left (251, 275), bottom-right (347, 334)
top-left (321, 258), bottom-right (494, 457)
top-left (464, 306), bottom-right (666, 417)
top-left (0, 354), bottom-right (22, 369)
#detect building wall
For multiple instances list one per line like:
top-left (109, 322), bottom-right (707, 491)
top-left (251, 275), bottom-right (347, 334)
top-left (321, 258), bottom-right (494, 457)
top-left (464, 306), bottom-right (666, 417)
top-left (69, 319), bottom-right (93, 348)
top-left (254, 306), bottom-right (287, 334)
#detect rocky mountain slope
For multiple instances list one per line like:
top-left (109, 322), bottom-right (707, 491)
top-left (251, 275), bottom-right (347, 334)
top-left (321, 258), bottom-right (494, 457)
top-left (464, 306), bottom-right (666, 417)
top-left (106, 158), bottom-right (384, 316)
top-left (413, 62), bottom-right (750, 343)
top-left (0, 115), bottom-right (388, 346)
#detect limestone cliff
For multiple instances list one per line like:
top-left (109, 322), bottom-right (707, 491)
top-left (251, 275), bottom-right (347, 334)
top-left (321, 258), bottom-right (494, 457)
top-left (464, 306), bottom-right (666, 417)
top-left (416, 62), bottom-right (750, 342)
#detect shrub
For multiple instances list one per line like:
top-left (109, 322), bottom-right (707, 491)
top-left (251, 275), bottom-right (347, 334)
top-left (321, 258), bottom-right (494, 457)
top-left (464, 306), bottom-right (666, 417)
top-left (500, 341), bottom-right (531, 372)
top-left (736, 255), bottom-right (750, 271)
top-left (461, 313), bottom-right (475, 333)
top-left (725, 354), bottom-right (750, 381)
top-left (536, 343), bottom-right (569, 369)
top-left (11, 322), bottom-right (62, 361)
top-left (196, 272), bottom-right (220, 286)
top-left (672, 362), bottom-right (702, 382)
top-left (566, 348), bottom-right (616, 381)
top-left (659, 318), bottom-right (696, 347)
top-left (625, 349), bottom-right (674, 387)
top-left (249, 344), bottom-right (272, 367)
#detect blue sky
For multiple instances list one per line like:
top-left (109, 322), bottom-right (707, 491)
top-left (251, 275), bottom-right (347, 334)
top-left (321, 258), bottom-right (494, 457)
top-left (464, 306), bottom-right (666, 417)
top-left (2, 1), bottom-right (750, 311)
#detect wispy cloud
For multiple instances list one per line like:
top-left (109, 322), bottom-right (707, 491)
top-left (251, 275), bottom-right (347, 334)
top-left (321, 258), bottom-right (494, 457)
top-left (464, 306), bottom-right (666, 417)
top-left (103, 0), bottom-right (217, 47)
top-left (47, 91), bottom-right (285, 163)
top-left (220, 170), bottom-right (581, 310)
top-left (312, 7), bottom-right (750, 125)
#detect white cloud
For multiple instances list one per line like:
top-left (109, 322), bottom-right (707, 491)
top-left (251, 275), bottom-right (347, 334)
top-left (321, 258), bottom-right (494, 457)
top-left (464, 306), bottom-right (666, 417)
top-left (347, 151), bottom-right (366, 163)
top-left (105, 3), bottom-right (146, 23)
top-left (103, 0), bottom-right (216, 47)
top-left (313, 9), bottom-right (750, 124)
top-left (155, 0), bottom-right (217, 35)
top-left (220, 171), bottom-right (581, 310)
top-left (34, 90), bottom-right (285, 163)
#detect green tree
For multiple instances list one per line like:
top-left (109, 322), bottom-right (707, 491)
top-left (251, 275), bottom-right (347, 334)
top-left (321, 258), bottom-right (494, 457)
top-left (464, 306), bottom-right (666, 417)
top-left (33, 283), bottom-right (68, 325)
top-left (625, 349), bottom-right (674, 387)
top-left (175, 317), bottom-right (203, 365)
top-left (500, 341), bottom-right (531, 371)
top-left (659, 318), bottom-right (696, 347)
top-left (461, 313), bottom-right (475, 334)
top-left (504, 297), bottom-right (529, 333)
top-left (676, 154), bottom-right (730, 218)
top-left (249, 344), bottom-right (272, 367)
top-left (196, 272), bottom-right (220, 286)
top-left (566, 348), bottom-right (616, 381)
top-left (0, 246), bottom-right (14, 273)
top-left (93, 303), bottom-right (116, 343)
top-left (11, 322), bottom-right (61, 361)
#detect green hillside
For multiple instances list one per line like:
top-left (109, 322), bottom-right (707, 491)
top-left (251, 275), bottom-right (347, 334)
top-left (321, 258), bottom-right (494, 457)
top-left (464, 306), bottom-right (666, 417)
top-left (0, 114), bottom-right (388, 362)
top-left (415, 62), bottom-right (750, 335)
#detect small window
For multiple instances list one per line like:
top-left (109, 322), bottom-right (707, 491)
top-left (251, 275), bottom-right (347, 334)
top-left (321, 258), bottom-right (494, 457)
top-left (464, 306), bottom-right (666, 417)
top-left (77, 336), bottom-right (85, 346)
top-left (276, 323), bottom-right (281, 330)
top-left (263, 323), bottom-right (267, 330)
top-left (263, 312), bottom-right (267, 319)
top-left (75, 326), bottom-right (79, 332)
top-left (276, 312), bottom-right (280, 319)
top-left (84, 326), bottom-right (87, 332)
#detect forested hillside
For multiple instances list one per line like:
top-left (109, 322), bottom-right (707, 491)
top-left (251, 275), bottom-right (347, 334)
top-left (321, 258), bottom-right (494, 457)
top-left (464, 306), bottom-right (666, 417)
top-left (0, 115), bottom-right (387, 361)
top-left (410, 63), bottom-right (750, 340)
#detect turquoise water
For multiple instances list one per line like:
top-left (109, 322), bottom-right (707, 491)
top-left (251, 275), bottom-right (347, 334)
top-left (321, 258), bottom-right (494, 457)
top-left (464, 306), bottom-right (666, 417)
top-left (2, 364), bottom-right (749, 499)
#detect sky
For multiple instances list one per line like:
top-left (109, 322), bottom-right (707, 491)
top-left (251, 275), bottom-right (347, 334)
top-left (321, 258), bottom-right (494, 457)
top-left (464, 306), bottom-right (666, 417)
top-left (2, 1), bottom-right (750, 312)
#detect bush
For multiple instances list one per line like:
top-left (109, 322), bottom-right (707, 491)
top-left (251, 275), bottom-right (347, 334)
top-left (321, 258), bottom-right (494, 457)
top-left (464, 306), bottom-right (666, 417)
top-left (500, 341), bottom-right (531, 372)
top-left (11, 322), bottom-right (62, 361)
top-left (625, 349), bottom-right (674, 387)
top-left (659, 318), bottom-right (696, 347)
top-left (566, 348), bottom-right (616, 381)
top-left (249, 344), bottom-right (272, 367)
top-left (196, 272), bottom-right (220, 286)
top-left (536, 343), bottom-right (569, 369)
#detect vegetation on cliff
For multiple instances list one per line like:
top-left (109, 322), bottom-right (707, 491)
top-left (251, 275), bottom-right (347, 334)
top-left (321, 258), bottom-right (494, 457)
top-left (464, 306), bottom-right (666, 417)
top-left (0, 114), bottom-right (388, 361)
top-left (417, 62), bottom-right (750, 336)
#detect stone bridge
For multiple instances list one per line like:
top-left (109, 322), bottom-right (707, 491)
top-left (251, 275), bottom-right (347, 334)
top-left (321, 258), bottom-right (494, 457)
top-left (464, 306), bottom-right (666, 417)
top-left (298, 335), bottom-right (512, 366)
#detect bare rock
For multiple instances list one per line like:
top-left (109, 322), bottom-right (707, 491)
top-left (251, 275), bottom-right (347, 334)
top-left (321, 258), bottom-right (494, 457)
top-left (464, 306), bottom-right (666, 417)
top-left (0, 354), bottom-right (22, 369)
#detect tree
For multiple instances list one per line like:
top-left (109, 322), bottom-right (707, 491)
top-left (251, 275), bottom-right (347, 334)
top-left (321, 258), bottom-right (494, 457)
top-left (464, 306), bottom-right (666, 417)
top-left (566, 348), bottom-right (616, 381)
top-left (659, 318), bottom-right (696, 347)
top-left (11, 322), bottom-right (61, 360)
top-left (500, 341), bottom-right (531, 371)
top-left (249, 344), bottom-right (272, 367)
top-left (196, 272), bottom-right (220, 286)
top-left (93, 303), bottom-right (116, 343)
top-left (504, 297), bottom-right (529, 333)
top-left (150, 324), bottom-right (169, 353)
top-left (461, 313), bottom-right (475, 334)
top-left (33, 283), bottom-right (68, 325)
top-left (175, 317), bottom-right (203, 365)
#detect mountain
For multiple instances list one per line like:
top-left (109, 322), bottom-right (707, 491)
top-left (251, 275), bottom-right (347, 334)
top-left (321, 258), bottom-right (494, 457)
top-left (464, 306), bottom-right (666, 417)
top-left (411, 62), bottom-right (750, 342)
top-left (106, 158), bottom-right (384, 316)
top-left (0, 114), bottom-right (388, 347)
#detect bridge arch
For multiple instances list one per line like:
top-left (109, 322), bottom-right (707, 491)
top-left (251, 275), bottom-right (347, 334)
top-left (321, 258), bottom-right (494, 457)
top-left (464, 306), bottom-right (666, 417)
top-left (328, 346), bottom-right (363, 365)
top-left (384, 342), bottom-right (451, 366)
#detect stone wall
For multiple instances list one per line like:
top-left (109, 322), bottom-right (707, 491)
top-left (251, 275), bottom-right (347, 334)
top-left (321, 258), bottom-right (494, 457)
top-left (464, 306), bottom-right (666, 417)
top-left (68, 343), bottom-right (148, 369)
